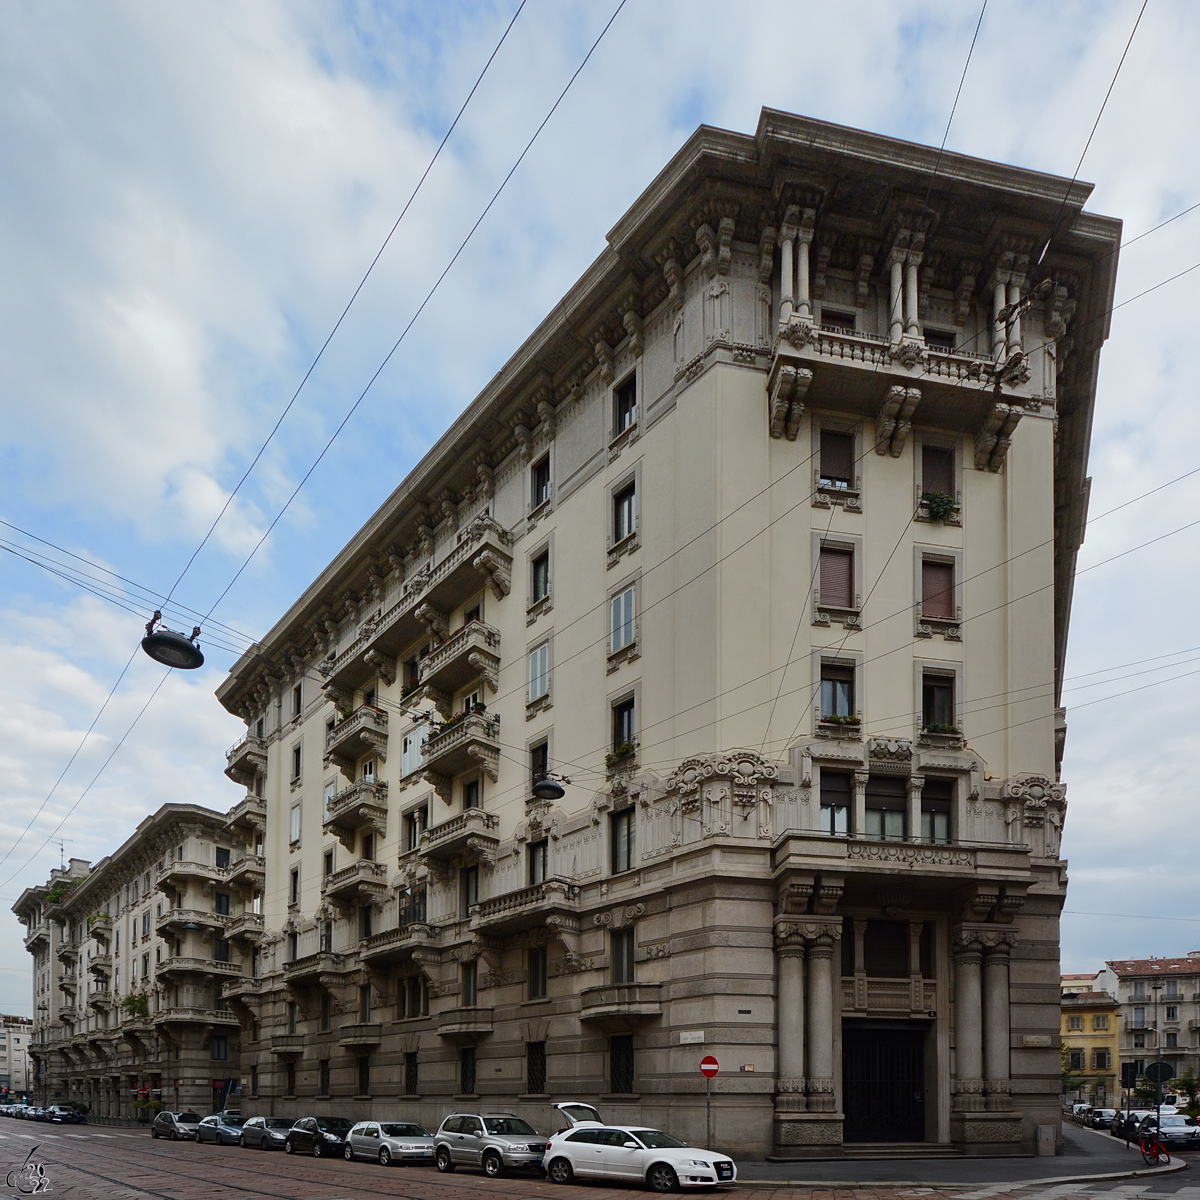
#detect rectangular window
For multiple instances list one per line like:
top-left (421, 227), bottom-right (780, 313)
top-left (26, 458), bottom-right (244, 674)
top-left (319, 990), bottom-right (331, 1031)
top-left (318, 1059), bottom-right (330, 1095)
top-left (460, 1046), bottom-right (476, 1096)
top-left (611, 808), bottom-right (635, 874)
top-left (215, 847), bottom-right (231, 870)
top-left (462, 779), bottom-right (479, 810)
top-left (922, 559), bottom-right (955, 620)
top-left (289, 868), bottom-right (300, 906)
top-left (1167, 1032), bottom-right (1179, 1048)
top-left (361, 759), bottom-right (375, 782)
top-left (614, 375), bottom-right (637, 436)
top-left (1093, 1014), bottom-right (1109, 1030)
top-left (401, 726), bottom-right (426, 776)
top-left (289, 804), bottom-right (301, 845)
top-left (821, 308), bottom-right (855, 332)
top-left (1067, 1015), bottom-right (1083, 1031)
top-left (528, 839), bottom-right (548, 885)
top-left (611, 586), bottom-right (636, 653)
top-left (865, 775), bottom-right (907, 841)
top-left (530, 741), bottom-right (549, 790)
top-left (461, 961), bottom-right (477, 1008)
top-left (250, 1066), bottom-right (258, 1097)
top-left (1167, 1006), bottom-right (1179, 1021)
top-left (529, 643), bottom-right (550, 701)
top-left (293, 683), bottom-right (303, 717)
top-left (141, 910), bottom-right (152, 937)
top-left (357, 1055), bottom-right (370, 1097)
top-left (291, 744), bottom-right (302, 780)
top-left (819, 546), bottom-right (854, 609)
top-left (527, 1041), bottom-right (547, 1095)
top-left (404, 805), bottom-right (428, 852)
top-left (612, 927), bottom-right (636, 983)
top-left (819, 662), bottom-right (854, 718)
top-left (287, 1001), bottom-right (298, 1034)
top-left (922, 445), bottom-right (954, 497)
top-left (612, 697), bottom-right (636, 753)
top-left (613, 483), bottom-right (636, 543)
top-left (1134, 1032), bottom-right (1146, 1048)
top-left (323, 849), bottom-right (334, 878)
top-left (141, 951), bottom-right (150, 977)
top-left (359, 903), bottom-right (372, 939)
top-left (531, 456), bottom-right (551, 508)
top-left (211, 1034), bottom-right (227, 1061)
top-left (287, 931), bottom-right (298, 961)
top-left (1067, 1048), bottom-right (1086, 1071)
top-left (1133, 982), bottom-right (1147, 999)
top-left (214, 892), bottom-right (230, 916)
top-left (921, 777), bottom-right (953, 844)
top-left (529, 946), bottom-right (548, 1000)
top-left (1134, 1005), bottom-right (1146, 1026)
top-left (255, 717), bottom-right (265, 739)
top-left (820, 770), bottom-right (850, 835)
top-left (922, 673), bottom-right (956, 730)
top-left (404, 1051), bottom-right (419, 1095)
top-left (460, 866), bottom-right (479, 917)
top-left (359, 983), bottom-right (371, 1022)
top-left (531, 550), bottom-right (550, 603)
top-left (401, 884), bottom-right (426, 925)
top-left (361, 833), bottom-right (374, 863)
top-left (285, 1061), bottom-right (296, 1096)
top-left (609, 1035), bottom-right (634, 1094)
top-left (1093, 1048), bottom-right (1112, 1069)
top-left (819, 429), bottom-right (854, 489)
top-left (213, 939), bottom-right (230, 963)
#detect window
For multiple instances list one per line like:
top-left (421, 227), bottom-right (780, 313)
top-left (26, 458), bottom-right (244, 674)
top-left (357, 1055), bottom-right (371, 1097)
top-left (531, 456), bottom-right (551, 509)
top-left (289, 804), bottom-right (301, 845)
top-left (460, 1046), bottom-right (477, 1095)
top-left (921, 777), bottom-right (953, 844)
top-left (363, 687), bottom-right (376, 709)
top-left (528, 839), bottom-right (548, 885)
top-left (404, 805), bottom-right (428, 852)
top-left (208, 1033), bottom-right (227, 1062)
top-left (1167, 1032), bottom-right (1179, 1048)
top-left (922, 559), bottom-right (955, 621)
top-left (1134, 1006), bottom-right (1146, 1026)
top-left (863, 920), bottom-right (909, 977)
top-left (250, 1066), bottom-right (258, 1096)
top-left (924, 329), bottom-right (957, 352)
top-left (461, 962), bottom-right (477, 1008)
top-left (462, 779), bottom-right (479, 810)
top-left (401, 725), bottom-right (426, 776)
top-left (460, 866), bottom-right (479, 917)
top-left (1166, 983), bottom-right (1182, 1001)
top-left (529, 946), bottom-right (548, 999)
top-left (404, 1051), bottom-right (418, 1095)
top-left (1167, 1006), bottom-right (1179, 1022)
top-left (819, 429), bottom-right (854, 490)
top-left (612, 697), bottom-right (636, 754)
top-left (611, 808), bottom-right (635, 874)
top-left (293, 683), bottom-right (303, 718)
top-left (1067, 1049), bottom-right (1086, 1071)
top-left (922, 445), bottom-right (954, 497)
top-left (213, 939), bottom-right (230, 963)
top-left (254, 774), bottom-right (264, 798)
top-left (255, 717), bottom-right (265, 739)
top-left (923, 673), bottom-right (956, 730)
top-left (1093, 1014), bottom-right (1109, 1031)
top-left (1133, 982), bottom-right (1147, 999)
top-left (141, 910), bottom-right (151, 937)
top-left (609, 1035), bottom-right (634, 1094)
top-left (359, 904), bottom-right (372, 939)
top-left (291, 744), bottom-right (302, 781)
top-left (318, 1059), bottom-right (330, 1095)
top-left (361, 758), bottom-right (375, 782)
top-left (361, 833), bottom-right (374, 862)
top-left (820, 771), bottom-right (850, 835)
top-left (531, 550), bottom-right (550, 603)
top-left (611, 586), bottom-right (636, 653)
top-left (359, 983), bottom-right (371, 1022)
top-left (819, 546), bottom-right (854, 609)
top-left (285, 1062), bottom-right (296, 1096)
top-left (1067, 1015), bottom-right (1083, 1031)
top-left (613, 482), bottom-right (636, 543)
top-left (287, 931), bottom-right (298, 961)
top-left (287, 1001), bottom-right (298, 1034)
top-left (613, 375), bottom-right (637, 436)
top-left (1092, 1048), bottom-right (1112, 1070)
top-left (865, 775), bottom-right (906, 841)
top-left (319, 990), bottom-right (331, 1031)
top-left (323, 849), bottom-right (334, 878)
top-left (821, 308), bottom-right (855, 332)
top-left (530, 741), bottom-right (549, 789)
top-left (1134, 1033), bottom-right (1147, 1048)
top-left (141, 951), bottom-right (150, 977)
top-left (401, 885), bottom-right (426, 925)
top-left (819, 662), bottom-right (854, 719)
top-left (527, 1041), bottom-right (547, 1095)
top-left (612, 927), bottom-right (636, 983)
top-left (289, 868), bottom-right (300, 906)
top-left (403, 656), bottom-right (419, 693)
top-left (215, 847), bottom-right (231, 870)
top-left (1132, 1058), bottom-right (1146, 1076)
top-left (401, 974), bottom-right (428, 1018)
top-left (214, 892), bottom-right (230, 916)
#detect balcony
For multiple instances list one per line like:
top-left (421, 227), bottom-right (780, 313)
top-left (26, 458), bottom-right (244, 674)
top-left (88, 915), bottom-right (112, 941)
top-left (56, 942), bottom-right (79, 964)
top-left (283, 951), bottom-right (353, 985)
top-left (225, 793), bottom-right (267, 836)
top-left (87, 987), bottom-right (113, 1012)
top-left (154, 956), bottom-right (243, 982)
top-left (225, 912), bottom-right (264, 943)
top-left (419, 807), bottom-right (500, 863)
top-left (225, 733), bottom-right (267, 786)
top-left (338, 1022), bottom-right (384, 1049)
top-left (323, 514), bottom-right (514, 693)
top-left (153, 1006), bottom-right (241, 1027)
top-left (579, 983), bottom-right (663, 1030)
top-left (437, 1006), bottom-right (494, 1042)
top-left (155, 908), bottom-right (226, 937)
top-left (422, 712), bottom-right (500, 789)
top-left (88, 953), bottom-right (112, 976)
top-left (227, 853), bottom-right (266, 891)
top-left (157, 859), bottom-right (229, 892)
top-left (1125, 1020), bottom-right (1156, 1032)
top-left (325, 705), bottom-right (388, 774)
top-left (57, 974), bottom-right (78, 994)
top-left (58, 1005), bottom-right (79, 1023)
top-left (323, 781), bottom-right (388, 851)
top-left (472, 878), bottom-right (579, 935)
top-left (419, 620), bottom-right (501, 695)
top-left (269, 1033), bottom-right (305, 1056)
top-left (322, 860), bottom-right (388, 905)
top-left (359, 922), bottom-right (434, 965)
top-left (24, 926), bottom-right (49, 951)
top-left (223, 975), bottom-right (264, 1002)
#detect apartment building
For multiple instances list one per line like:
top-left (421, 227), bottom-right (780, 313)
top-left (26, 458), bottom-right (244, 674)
top-left (1060, 975), bottom-right (1118, 1106)
top-left (13, 805), bottom-right (253, 1114)
top-left (215, 109), bottom-right (1119, 1157)
top-left (0, 1016), bottom-right (33, 1099)
top-left (1096, 955), bottom-right (1200, 1086)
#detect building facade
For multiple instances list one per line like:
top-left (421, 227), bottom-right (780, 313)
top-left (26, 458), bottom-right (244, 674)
top-left (0, 1016), bottom-right (34, 1100)
top-left (214, 110), bottom-right (1118, 1157)
top-left (1060, 979), bottom-right (1118, 1106)
top-left (1096, 955), bottom-right (1200, 1089)
top-left (13, 806), bottom-right (253, 1115)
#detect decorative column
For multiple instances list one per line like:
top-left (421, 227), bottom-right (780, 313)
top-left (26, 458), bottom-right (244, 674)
top-left (805, 933), bottom-right (837, 1112)
top-left (796, 226), bottom-right (814, 321)
top-left (779, 206), bottom-right (798, 325)
top-left (1006, 280), bottom-right (1024, 354)
top-left (904, 247), bottom-right (922, 335)
top-left (983, 943), bottom-right (1012, 1111)
top-left (888, 248), bottom-right (906, 344)
top-left (852, 771), bottom-right (868, 840)
top-left (952, 934), bottom-right (985, 1113)
top-left (907, 774), bottom-right (925, 843)
top-left (776, 929), bottom-right (806, 1111)
top-left (990, 272), bottom-right (1009, 360)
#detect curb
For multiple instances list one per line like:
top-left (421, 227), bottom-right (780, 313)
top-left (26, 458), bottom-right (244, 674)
top-left (734, 1156), bottom-right (1188, 1188)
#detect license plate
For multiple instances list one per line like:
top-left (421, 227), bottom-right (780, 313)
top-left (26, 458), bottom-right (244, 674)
top-left (717, 1164), bottom-right (733, 1179)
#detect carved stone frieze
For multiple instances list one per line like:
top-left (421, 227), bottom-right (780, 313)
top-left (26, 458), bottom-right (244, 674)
top-left (848, 843), bottom-right (972, 867)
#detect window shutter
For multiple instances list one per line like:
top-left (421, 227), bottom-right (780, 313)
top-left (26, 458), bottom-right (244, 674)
top-left (922, 446), bottom-right (954, 496)
top-left (820, 431), bottom-right (854, 483)
top-left (922, 560), bottom-right (955, 619)
top-left (819, 547), bottom-right (854, 608)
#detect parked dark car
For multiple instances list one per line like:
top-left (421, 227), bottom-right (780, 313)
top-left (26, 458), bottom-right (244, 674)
top-left (47, 1106), bottom-right (85, 1124)
top-left (285, 1116), bottom-right (354, 1157)
top-left (240, 1116), bottom-right (295, 1150)
top-left (1138, 1113), bottom-right (1200, 1150)
top-left (150, 1110), bottom-right (202, 1140)
top-left (195, 1114), bottom-right (246, 1145)
top-left (1114, 1110), bottom-right (1155, 1140)
top-left (1088, 1107), bottom-right (1117, 1129)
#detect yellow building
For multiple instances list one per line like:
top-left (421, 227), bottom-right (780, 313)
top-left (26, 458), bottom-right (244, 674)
top-left (1061, 977), bottom-right (1119, 1106)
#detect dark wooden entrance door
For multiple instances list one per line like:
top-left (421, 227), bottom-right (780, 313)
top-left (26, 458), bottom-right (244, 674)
top-left (842, 1025), bottom-right (926, 1142)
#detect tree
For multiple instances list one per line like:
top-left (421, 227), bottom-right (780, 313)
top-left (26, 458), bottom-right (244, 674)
top-left (1175, 1070), bottom-right (1200, 1116)
top-left (1062, 1045), bottom-right (1085, 1097)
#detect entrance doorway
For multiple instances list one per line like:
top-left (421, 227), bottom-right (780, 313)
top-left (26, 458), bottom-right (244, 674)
top-left (842, 1023), bottom-right (926, 1142)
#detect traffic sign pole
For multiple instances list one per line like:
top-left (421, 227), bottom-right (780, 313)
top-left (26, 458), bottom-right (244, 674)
top-left (699, 1056), bottom-right (720, 1150)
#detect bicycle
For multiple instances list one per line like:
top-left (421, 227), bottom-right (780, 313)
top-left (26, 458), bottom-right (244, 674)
top-left (1139, 1131), bottom-right (1171, 1166)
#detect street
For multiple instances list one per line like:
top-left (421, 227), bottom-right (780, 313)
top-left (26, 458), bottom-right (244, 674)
top-left (0, 1125), bottom-right (1196, 1200)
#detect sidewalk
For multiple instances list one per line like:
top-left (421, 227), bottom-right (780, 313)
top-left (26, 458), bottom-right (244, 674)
top-left (734, 1123), bottom-right (1191, 1186)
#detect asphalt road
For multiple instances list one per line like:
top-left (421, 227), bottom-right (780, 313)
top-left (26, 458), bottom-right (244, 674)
top-left (0, 1121), bottom-right (1191, 1200)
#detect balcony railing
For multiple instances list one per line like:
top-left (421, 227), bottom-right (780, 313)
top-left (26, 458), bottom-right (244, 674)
top-left (358, 922), bottom-right (434, 964)
top-left (419, 807), bottom-right (499, 861)
top-left (283, 951), bottom-right (352, 984)
top-left (155, 908), bottom-right (226, 937)
top-left (88, 953), bottom-right (112, 975)
top-left (437, 1006), bottom-right (494, 1042)
top-left (225, 734), bottom-right (267, 786)
top-left (419, 620), bottom-right (501, 695)
top-left (152, 1006), bottom-right (241, 1026)
top-left (224, 912), bottom-right (264, 942)
top-left (422, 712), bottom-right (500, 784)
top-left (154, 956), bottom-right (243, 980)
top-left (323, 781), bottom-right (388, 849)
top-left (227, 854), bottom-right (266, 890)
top-left (324, 705), bottom-right (388, 774)
top-left (269, 1033), bottom-right (305, 1056)
top-left (55, 942), bottom-right (79, 964)
top-left (472, 878), bottom-right (579, 934)
top-left (321, 860), bottom-right (388, 904)
top-left (579, 983), bottom-right (663, 1025)
top-left (87, 915), bottom-right (112, 940)
top-left (157, 860), bottom-right (229, 891)
top-left (225, 793), bottom-right (267, 834)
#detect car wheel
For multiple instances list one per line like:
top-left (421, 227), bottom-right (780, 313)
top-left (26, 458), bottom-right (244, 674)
top-left (379, 1147), bottom-right (391, 1167)
top-left (313, 1140), bottom-right (324, 1158)
top-left (284, 1139), bottom-right (295, 1155)
top-left (648, 1163), bottom-right (679, 1192)
top-left (169, 1130), bottom-right (177, 1141)
top-left (150, 1128), bottom-right (159, 1139)
top-left (483, 1151), bottom-right (504, 1178)
top-left (436, 1146), bottom-right (456, 1173)
top-left (239, 1136), bottom-right (247, 1149)
top-left (344, 1143), bottom-right (354, 1161)
top-left (547, 1157), bottom-right (574, 1185)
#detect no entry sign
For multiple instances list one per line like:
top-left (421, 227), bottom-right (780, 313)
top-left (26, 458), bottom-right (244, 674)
top-left (700, 1055), bottom-right (720, 1078)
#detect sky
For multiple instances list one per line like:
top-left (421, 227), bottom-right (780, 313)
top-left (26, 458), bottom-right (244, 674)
top-left (1, 0), bottom-right (1198, 1015)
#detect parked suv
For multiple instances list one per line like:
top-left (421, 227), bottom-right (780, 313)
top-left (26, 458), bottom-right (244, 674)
top-left (434, 1112), bottom-right (548, 1177)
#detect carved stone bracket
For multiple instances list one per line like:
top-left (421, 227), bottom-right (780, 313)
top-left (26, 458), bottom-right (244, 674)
top-left (975, 402), bottom-right (1022, 472)
top-left (768, 364), bottom-right (814, 440)
top-left (414, 602), bottom-right (448, 643)
top-left (363, 649), bottom-right (395, 686)
top-left (473, 548), bottom-right (511, 600)
top-left (876, 385), bottom-right (921, 456)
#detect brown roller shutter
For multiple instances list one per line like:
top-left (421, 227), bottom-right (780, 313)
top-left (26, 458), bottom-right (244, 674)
top-left (820, 430), bottom-right (854, 485)
top-left (922, 560), bottom-right (955, 619)
top-left (820, 547), bottom-right (854, 608)
top-left (922, 445), bottom-right (954, 496)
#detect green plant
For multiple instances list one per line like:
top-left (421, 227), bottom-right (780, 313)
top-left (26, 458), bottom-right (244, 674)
top-left (121, 993), bottom-right (149, 1019)
top-left (923, 723), bottom-right (960, 735)
top-left (821, 714), bottom-right (861, 725)
top-left (45, 884), bottom-right (74, 905)
top-left (1175, 1070), bottom-right (1200, 1116)
top-left (924, 490), bottom-right (957, 522)
top-left (606, 741), bottom-right (638, 768)
top-left (87, 912), bottom-right (110, 924)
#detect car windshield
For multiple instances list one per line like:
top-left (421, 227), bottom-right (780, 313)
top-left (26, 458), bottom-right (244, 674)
top-left (485, 1118), bottom-right (537, 1135)
top-left (220, 1117), bottom-right (246, 1127)
top-left (317, 1118), bottom-right (354, 1131)
top-left (1159, 1116), bottom-right (1193, 1126)
top-left (266, 1119), bottom-right (295, 1130)
top-left (630, 1129), bottom-right (688, 1149)
top-left (176, 1113), bottom-right (200, 1123)
top-left (382, 1123), bottom-right (429, 1137)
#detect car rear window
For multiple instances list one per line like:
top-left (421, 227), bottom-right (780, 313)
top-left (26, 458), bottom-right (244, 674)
top-left (177, 1113), bottom-right (200, 1123)
top-left (485, 1118), bottom-right (537, 1135)
top-left (560, 1104), bottom-right (602, 1123)
top-left (382, 1124), bottom-right (428, 1137)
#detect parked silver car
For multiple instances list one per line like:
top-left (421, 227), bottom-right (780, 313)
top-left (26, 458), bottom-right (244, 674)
top-left (344, 1120), bottom-right (435, 1166)
top-left (239, 1116), bottom-right (295, 1150)
top-left (150, 1110), bottom-right (202, 1141)
top-left (434, 1112), bottom-right (548, 1177)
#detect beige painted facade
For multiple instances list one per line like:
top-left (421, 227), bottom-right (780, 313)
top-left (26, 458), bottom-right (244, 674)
top-left (201, 110), bottom-right (1122, 1158)
top-left (0, 1016), bottom-right (33, 1098)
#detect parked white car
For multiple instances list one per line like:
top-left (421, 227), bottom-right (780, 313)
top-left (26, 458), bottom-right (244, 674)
top-left (545, 1124), bottom-right (736, 1191)
top-left (344, 1120), bottom-right (435, 1166)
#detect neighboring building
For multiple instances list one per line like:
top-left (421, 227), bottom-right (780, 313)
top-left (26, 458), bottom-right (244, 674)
top-left (1060, 982), bottom-right (1118, 1106)
top-left (12, 806), bottom-right (253, 1114)
top-left (1096, 954), bottom-right (1200, 1088)
top-left (0, 1016), bottom-right (34, 1099)
top-left (216, 109), bottom-right (1118, 1157)
top-left (1061, 972), bottom-right (1098, 996)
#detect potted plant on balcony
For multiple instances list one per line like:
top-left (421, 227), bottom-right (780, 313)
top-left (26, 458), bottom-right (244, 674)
top-left (605, 741), bottom-right (638, 770)
top-left (923, 491), bottom-right (957, 523)
top-left (121, 993), bottom-right (149, 1020)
